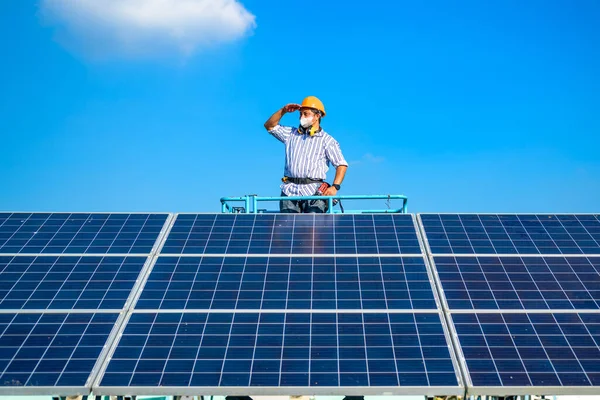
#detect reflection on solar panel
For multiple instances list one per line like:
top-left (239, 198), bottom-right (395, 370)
top-left (0, 313), bottom-right (118, 389)
top-left (161, 214), bottom-right (421, 255)
top-left (453, 312), bottom-right (600, 388)
top-left (434, 256), bottom-right (600, 310)
top-left (0, 213), bottom-right (168, 254)
top-left (420, 214), bottom-right (600, 255)
top-left (0, 256), bottom-right (148, 310)
top-left (135, 256), bottom-right (436, 310)
top-left (99, 312), bottom-right (457, 390)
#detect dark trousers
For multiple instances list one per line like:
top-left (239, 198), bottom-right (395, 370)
top-left (279, 191), bottom-right (328, 213)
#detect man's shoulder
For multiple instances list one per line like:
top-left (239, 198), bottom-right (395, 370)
top-left (319, 129), bottom-right (338, 142)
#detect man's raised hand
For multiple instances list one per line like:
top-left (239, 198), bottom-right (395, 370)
top-left (283, 103), bottom-right (301, 113)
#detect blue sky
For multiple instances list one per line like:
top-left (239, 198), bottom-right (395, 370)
top-left (1, 0), bottom-right (599, 213)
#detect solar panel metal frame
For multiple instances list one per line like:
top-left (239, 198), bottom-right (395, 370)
top-left (91, 309), bottom-right (466, 397)
top-left (417, 213), bottom-right (600, 257)
top-left (0, 309), bottom-right (127, 396)
top-left (446, 310), bottom-right (600, 396)
top-left (0, 212), bottom-right (173, 256)
top-left (161, 213), bottom-right (427, 256)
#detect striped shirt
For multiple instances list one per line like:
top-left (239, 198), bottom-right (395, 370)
top-left (269, 124), bottom-right (348, 196)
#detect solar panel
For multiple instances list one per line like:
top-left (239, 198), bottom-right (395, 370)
top-left (0, 255), bottom-right (148, 310)
top-left (161, 214), bottom-right (422, 255)
top-left (419, 214), bottom-right (600, 255)
top-left (135, 256), bottom-right (437, 310)
top-left (0, 213), bottom-right (169, 254)
top-left (0, 312), bottom-right (119, 393)
top-left (433, 256), bottom-right (600, 310)
top-left (452, 312), bottom-right (600, 392)
top-left (96, 311), bottom-right (460, 394)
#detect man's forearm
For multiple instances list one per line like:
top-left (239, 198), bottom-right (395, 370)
top-left (264, 107), bottom-right (286, 131)
top-left (333, 165), bottom-right (348, 185)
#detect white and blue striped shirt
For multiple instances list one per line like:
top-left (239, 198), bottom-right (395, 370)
top-left (269, 124), bottom-right (348, 196)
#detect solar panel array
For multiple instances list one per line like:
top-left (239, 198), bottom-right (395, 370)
top-left (97, 213), bottom-right (462, 395)
top-left (420, 214), bottom-right (600, 255)
top-left (433, 255), bottom-right (600, 310)
top-left (0, 213), bottom-right (168, 254)
top-left (3, 211), bottom-right (599, 396)
top-left (452, 312), bottom-right (600, 388)
top-left (101, 312), bottom-right (457, 390)
top-left (162, 214), bottom-right (422, 255)
top-left (0, 256), bottom-right (148, 310)
top-left (135, 256), bottom-right (436, 310)
top-left (0, 313), bottom-right (119, 389)
top-left (420, 213), bottom-right (600, 395)
top-left (0, 212), bottom-right (170, 395)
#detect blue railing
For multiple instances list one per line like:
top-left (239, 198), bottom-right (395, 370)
top-left (220, 194), bottom-right (408, 214)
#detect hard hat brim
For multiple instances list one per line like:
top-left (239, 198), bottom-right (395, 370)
top-left (299, 106), bottom-right (326, 117)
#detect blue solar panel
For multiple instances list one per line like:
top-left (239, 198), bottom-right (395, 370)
top-left (0, 213), bottom-right (168, 254)
top-left (0, 255), bottom-right (148, 310)
top-left (0, 312), bottom-right (119, 389)
top-left (453, 312), bottom-right (600, 388)
top-left (99, 311), bottom-right (458, 389)
top-left (434, 256), bottom-right (600, 310)
top-left (135, 256), bottom-right (436, 310)
top-left (161, 214), bottom-right (422, 255)
top-left (420, 214), bottom-right (600, 255)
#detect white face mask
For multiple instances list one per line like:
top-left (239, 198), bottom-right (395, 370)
top-left (300, 116), bottom-right (314, 128)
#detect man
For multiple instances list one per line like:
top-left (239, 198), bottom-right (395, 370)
top-left (264, 96), bottom-right (349, 213)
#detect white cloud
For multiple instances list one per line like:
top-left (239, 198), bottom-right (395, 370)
top-left (40, 0), bottom-right (256, 59)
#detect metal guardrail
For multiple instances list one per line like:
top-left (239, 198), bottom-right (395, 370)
top-left (220, 194), bottom-right (408, 214)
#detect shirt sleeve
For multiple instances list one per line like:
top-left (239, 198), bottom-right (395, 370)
top-left (268, 124), bottom-right (293, 143)
top-left (325, 138), bottom-right (349, 168)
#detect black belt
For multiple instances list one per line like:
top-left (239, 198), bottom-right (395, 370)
top-left (282, 177), bottom-right (324, 185)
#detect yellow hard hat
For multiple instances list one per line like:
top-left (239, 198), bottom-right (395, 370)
top-left (300, 96), bottom-right (326, 117)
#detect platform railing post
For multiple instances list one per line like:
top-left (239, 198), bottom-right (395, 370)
top-left (252, 195), bottom-right (258, 214)
top-left (328, 197), bottom-right (334, 213)
top-left (244, 195), bottom-right (251, 214)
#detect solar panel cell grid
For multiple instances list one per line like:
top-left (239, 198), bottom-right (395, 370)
top-left (135, 256), bottom-right (436, 310)
top-left (434, 256), bottom-right (600, 310)
top-left (0, 313), bottom-right (119, 388)
top-left (100, 312), bottom-right (457, 388)
top-left (453, 313), bottom-right (600, 387)
top-left (0, 213), bottom-right (168, 254)
top-left (420, 214), bottom-right (600, 255)
top-left (161, 214), bottom-right (421, 255)
top-left (0, 256), bottom-right (148, 310)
